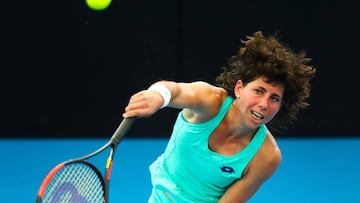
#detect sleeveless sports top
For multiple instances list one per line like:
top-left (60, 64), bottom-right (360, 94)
top-left (148, 96), bottom-right (267, 203)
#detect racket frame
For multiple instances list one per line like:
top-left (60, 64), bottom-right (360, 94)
top-left (36, 118), bottom-right (135, 203)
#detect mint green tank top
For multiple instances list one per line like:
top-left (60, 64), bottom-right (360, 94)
top-left (148, 96), bottom-right (267, 203)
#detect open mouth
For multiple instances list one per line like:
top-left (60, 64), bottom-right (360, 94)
top-left (251, 110), bottom-right (264, 120)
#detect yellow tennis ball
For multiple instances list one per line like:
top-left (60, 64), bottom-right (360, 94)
top-left (86, 0), bottom-right (112, 11)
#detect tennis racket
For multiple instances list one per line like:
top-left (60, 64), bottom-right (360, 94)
top-left (36, 117), bottom-right (136, 203)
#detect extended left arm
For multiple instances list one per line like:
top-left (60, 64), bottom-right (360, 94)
top-left (219, 148), bottom-right (281, 203)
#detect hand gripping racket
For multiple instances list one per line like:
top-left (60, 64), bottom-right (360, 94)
top-left (36, 117), bottom-right (135, 203)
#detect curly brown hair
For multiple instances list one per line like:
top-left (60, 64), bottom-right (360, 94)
top-left (215, 31), bottom-right (316, 133)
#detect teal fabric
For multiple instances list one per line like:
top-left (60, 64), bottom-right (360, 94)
top-left (148, 96), bottom-right (267, 202)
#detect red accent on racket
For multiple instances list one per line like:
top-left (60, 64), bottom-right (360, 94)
top-left (36, 117), bottom-right (135, 203)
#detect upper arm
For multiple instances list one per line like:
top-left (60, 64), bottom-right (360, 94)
top-left (167, 81), bottom-right (220, 107)
top-left (219, 143), bottom-right (282, 203)
top-left (157, 81), bottom-right (226, 119)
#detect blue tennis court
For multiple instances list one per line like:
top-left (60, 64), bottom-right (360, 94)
top-left (1, 138), bottom-right (359, 202)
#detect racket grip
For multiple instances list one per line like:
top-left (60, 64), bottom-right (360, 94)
top-left (110, 117), bottom-right (136, 144)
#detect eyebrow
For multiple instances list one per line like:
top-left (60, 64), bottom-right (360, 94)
top-left (258, 86), bottom-right (283, 99)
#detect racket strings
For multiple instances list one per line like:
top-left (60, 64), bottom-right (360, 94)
top-left (42, 162), bottom-right (105, 203)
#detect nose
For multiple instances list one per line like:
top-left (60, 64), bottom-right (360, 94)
top-left (258, 97), bottom-right (269, 110)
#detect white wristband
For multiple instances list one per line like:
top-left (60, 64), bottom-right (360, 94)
top-left (148, 84), bottom-right (171, 109)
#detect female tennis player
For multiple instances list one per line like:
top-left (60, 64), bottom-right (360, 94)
top-left (123, 31), bottom-right (316, 203)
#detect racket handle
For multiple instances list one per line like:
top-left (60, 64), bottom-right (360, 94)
top-left (110, 117), bottom-right (136, 144)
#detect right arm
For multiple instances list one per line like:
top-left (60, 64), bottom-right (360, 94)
top-left (122, 80), bottom-right (226, 122)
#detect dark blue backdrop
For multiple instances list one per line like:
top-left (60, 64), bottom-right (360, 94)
top-left (0, 0), bottom-right (359, 138)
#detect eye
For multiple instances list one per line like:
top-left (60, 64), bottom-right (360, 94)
top-left (254, 89), bottom-right (264, 95)
top-left (271, 96), bottom-right (281, 103)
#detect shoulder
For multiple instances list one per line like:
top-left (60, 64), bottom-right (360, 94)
top-left (182, 81), bottom-right (229, 123)
top-left (190, 81), bottom-right (228, 105)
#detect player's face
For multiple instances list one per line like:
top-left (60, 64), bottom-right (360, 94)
top-left (234, 77), bottom-right (284, 128)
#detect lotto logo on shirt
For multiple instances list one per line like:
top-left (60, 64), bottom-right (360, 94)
top-left (220, 166), bottom-right (235, 173)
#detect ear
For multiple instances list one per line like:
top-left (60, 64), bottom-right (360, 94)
top-left (234, 80), bottom-right (243, 98)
